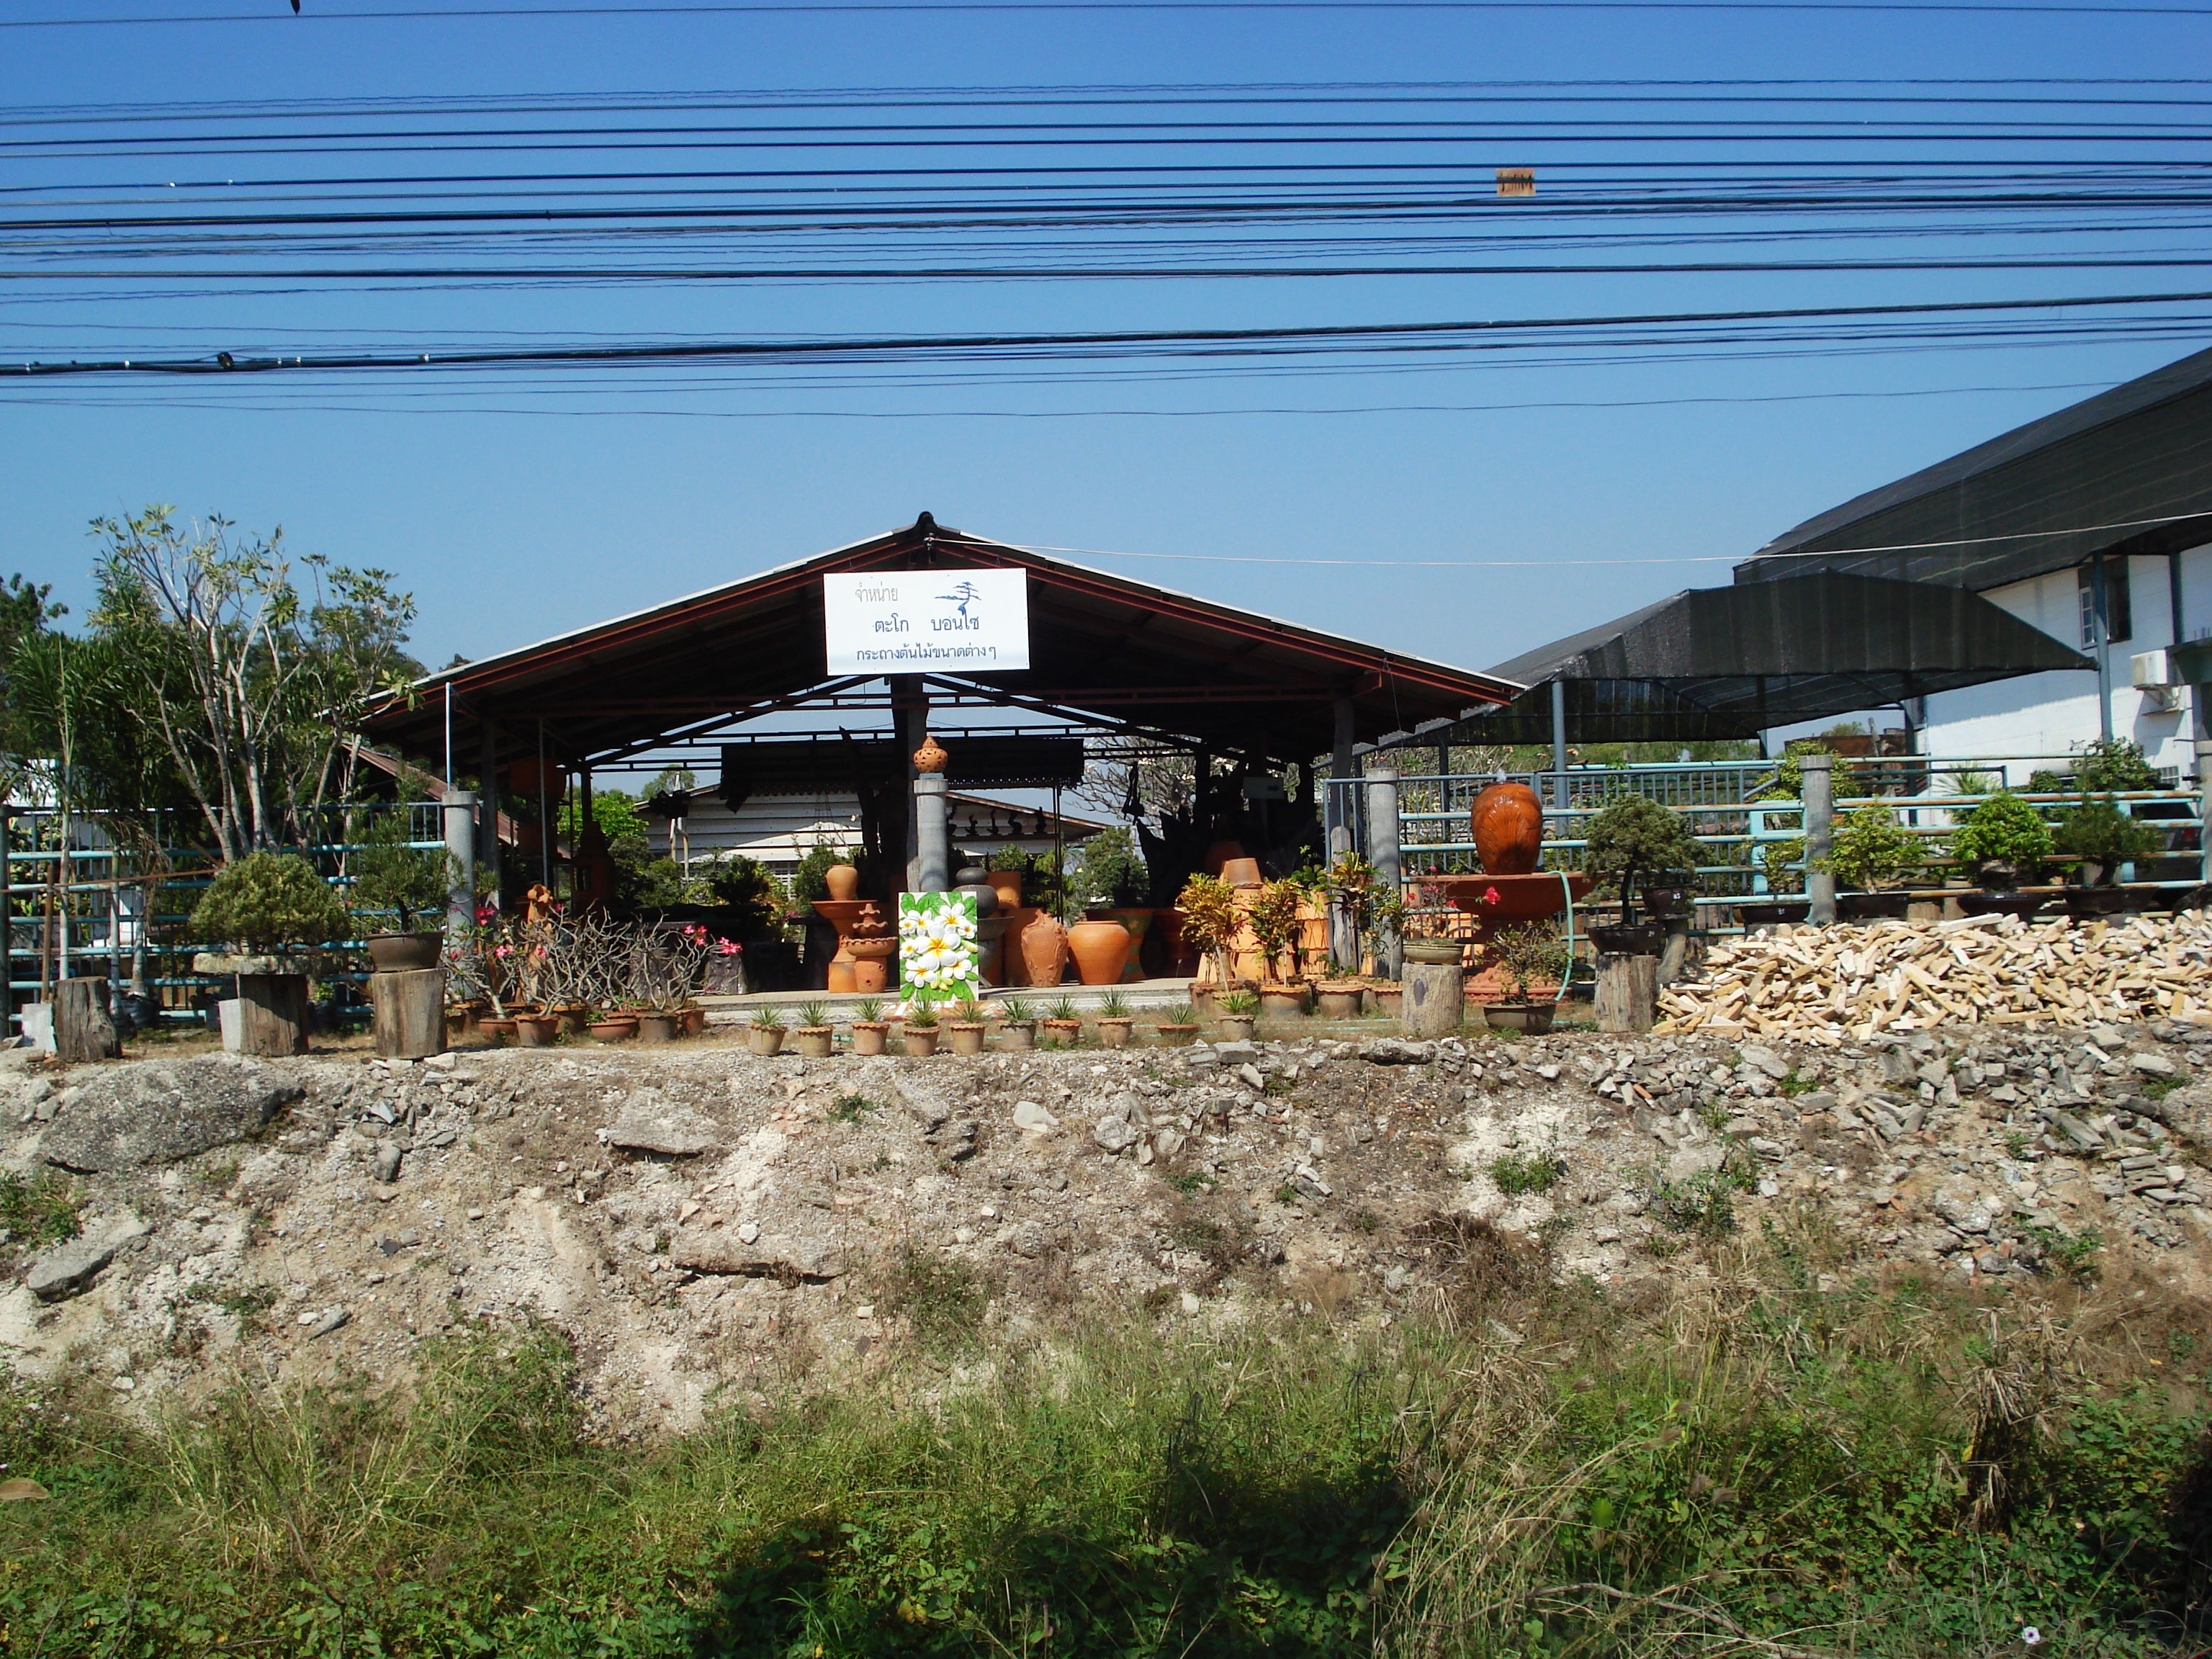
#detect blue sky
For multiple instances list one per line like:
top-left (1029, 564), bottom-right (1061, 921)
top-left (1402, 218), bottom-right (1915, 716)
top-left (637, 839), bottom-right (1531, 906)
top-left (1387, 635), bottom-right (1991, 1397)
top-left (4, 0), bottom-right (2208, 691)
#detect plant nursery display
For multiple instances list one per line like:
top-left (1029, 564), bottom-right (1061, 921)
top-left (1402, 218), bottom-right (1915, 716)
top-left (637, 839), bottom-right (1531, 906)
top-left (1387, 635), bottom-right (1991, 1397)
top-left (190, 853), bottom-right (351, 955)
top-left (349, 810), bottom-right (451, 971)
top-left (1947, 791), bottom-right (2053, 890)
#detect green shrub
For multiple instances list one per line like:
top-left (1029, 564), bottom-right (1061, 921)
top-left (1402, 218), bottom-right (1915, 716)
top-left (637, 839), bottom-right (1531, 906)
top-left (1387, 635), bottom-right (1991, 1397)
top-left (1075, 824), bottom-right (1150, 908)
top-left (0, 1169), bottom-right (79, 1246)
top-left (1949, 790), bottom-right (2054, 886)
top-left (1821, 801), bottom-right (1925, 891)
top-left (1581, 793), bottom-right (1703, 882)
top-left (2054, 793), bottom-right (2159, 881)
top-left (1488, 1149), bottom-right (1565, 1195)
top-left (347, 809), bottom-right (449, 932)
top-left (189, 851), bottom-right (351, 951)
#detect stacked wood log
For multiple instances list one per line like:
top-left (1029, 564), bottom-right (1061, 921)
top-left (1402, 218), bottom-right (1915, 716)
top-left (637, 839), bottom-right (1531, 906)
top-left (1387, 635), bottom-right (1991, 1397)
top-left (1656, 910), bottom-right (2212, 1044)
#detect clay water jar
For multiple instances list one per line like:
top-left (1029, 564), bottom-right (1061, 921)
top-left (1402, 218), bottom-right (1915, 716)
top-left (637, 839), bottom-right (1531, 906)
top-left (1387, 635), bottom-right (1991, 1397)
top-left (1095, 1017), bottom-right (1133, 1048)
top-left (825, 863), bottom-right (861, 902)
top-left (1470, 781), bottom-right (1546, 876)
top-left (637, 1012), bottom-right (680, 1044)
top-left (1068, 919), bottom-right (1134, 986)
top-left (987, 869), bottom-right (1024, 909)
top-left (849, 1021), bottom-right (889, 1056)
top-left (1018, 912), bottom-right (1069, 987)
top-left (791, 1026), bottom-right (835, 1058)
top-left (946, 1020), bottom-right (987, 1056)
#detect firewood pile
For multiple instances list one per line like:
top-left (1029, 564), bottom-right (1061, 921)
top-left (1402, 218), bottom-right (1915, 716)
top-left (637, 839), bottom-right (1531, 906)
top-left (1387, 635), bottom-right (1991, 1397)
top-left (1655, 909), bottom-right (2212, 1043)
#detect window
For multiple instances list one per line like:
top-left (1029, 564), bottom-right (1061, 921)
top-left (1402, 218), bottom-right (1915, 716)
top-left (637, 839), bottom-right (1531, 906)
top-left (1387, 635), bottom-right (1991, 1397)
top-left (2077, 557), bottom-right (2132, 648)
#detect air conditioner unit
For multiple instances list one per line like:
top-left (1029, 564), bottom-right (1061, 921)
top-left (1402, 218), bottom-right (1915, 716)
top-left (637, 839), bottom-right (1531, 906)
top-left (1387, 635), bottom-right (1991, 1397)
top-left (2132, 649), bottom-right (2174, 688)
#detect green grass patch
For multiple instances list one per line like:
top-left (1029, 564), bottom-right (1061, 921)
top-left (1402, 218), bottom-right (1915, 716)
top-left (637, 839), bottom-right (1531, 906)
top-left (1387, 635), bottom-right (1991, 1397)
top-left (828, 1092), bottom-right (883, 1124)
top-left (1488, 1149), bottom-right (1566, 1195)
top-left (0, 1168), bottom-right (80, 1247)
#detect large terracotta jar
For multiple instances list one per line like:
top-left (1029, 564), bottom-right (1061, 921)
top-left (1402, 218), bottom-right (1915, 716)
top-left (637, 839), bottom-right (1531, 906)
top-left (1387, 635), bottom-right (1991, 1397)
top-left (824, 863), bottom-right (860, 902)
top-left (1019, 911), bottom-right (1069, 987)
top-left (986, 868), bottom-right (1023, 910)
top-left (1470, 781), bottom-right (1545, 875)
top-left (1069, 917), bottom-right (1136, 986)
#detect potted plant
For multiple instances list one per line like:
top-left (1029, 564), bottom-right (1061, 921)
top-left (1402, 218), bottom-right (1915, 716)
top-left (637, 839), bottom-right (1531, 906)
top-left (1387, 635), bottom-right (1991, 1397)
top-left (1483, 920), bottom-right (1568, 1034)
top-left (999, 994), bottom-right (1038, 1050)
top-left (588, 1010), bottom-right (639, 1043)
top-left (1095, 988), bottom-right (1135, 1048)
top-left (849, 997), bottom-right (889, 1056)
top-left (1738, 839), bottom-right (1810, 927)
top-left (747, 1004), bottom-right (788, 1056)
top-left (1153, 1001), bottom-right (1200, 1044)
top-left (1041, 994), bottom-right (1083, 1046)
top-left (1949, 792), bottom-right (2054, 918)
top-left (901, 1002), bottom-right (941, 1057)
top-left (1215, 989), bottom-right (1258, 1041)
top-left (1313, 972), bottom-right (1364, 1019)
top-left (1249, 876), bottom-right (1307, 990)
top-left (1822, 802), bottom-right (1925, 919)
top-left (349, 810), bottom-right (451, 971)
top-left (1175, 872), bottom-right (1242, 1002)
top-left (791, 999), bottom-right (835, 1058)
top-left (189, 851), bottom-right (354, 1056)
top-left (2054, 793), bottom-right (2159, 915)
top-left (947, 997), bottom-right (989, 1056)
top-left (513, 1007), bottom-right (561, 1047)
top-left (1581, 794), bottom-right (1704, 932)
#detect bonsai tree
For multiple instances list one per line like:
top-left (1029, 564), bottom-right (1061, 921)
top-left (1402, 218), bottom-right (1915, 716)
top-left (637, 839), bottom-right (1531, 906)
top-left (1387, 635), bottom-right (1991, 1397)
top-left (1247, 876), bottom-right (1307, 984)
top-left (1758, 837), bottom-right (1806, 896)
top-left (1581, 794), bottom-right (1703, 907)
top-left (2052, 793), bottom-right (2158, 885)
top-left (1947, 791), bottom-right (2054, 890)
top-left (698, 852), bottom-right (786, 935)
top-left (1175, 872), bottom-right (1241, 989)
top-left (1493, 920), bottom-right (1569, 1005)
top-left (1076, 827), bottom-right (1151, 909)
top-left (1820, 802), bottom-right (1924, 892)
top-left (191, 851), bottom-right (351, 955)
top-left (349, 809), bottom-right (449, 935)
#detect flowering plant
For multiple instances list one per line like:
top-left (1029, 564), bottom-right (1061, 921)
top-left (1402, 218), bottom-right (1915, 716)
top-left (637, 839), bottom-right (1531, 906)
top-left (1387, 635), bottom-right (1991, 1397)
top-left (897, 890), bottom-right (980, 1007)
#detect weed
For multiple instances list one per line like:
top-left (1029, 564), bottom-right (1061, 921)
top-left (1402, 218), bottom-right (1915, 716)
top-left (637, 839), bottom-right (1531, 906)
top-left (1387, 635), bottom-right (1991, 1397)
top-left (191, 1282), bottom-right (279, 1324)
top-left (2023, 1223), bottom-right (2103, 1282)
top-left (1652, 1169), bottom-right (1740, 1238)
top-left (1489, 1149), bottom-right (1566, 1195)
top-left (193, 1156), bottom-right (241, 1192)
top-left (1777, 1068), bottom-right (1817, 1097)
top-left (1274, 1181), bottom-right (1305, 1205)
top-left (879, 1246), bottom-right (984, 1353)
top-left (0, 1169), bottom-right (79, 1247)
top-left (2141, 1072), bottom-right (2186, 1100)
top-left (1351, 1208), bottom-right (1382, 1235)
top-left (1168, 1172), bottom-right (1211, 1196)
top-left (2006, 1129), bottom-right (2033, 1159)
top-left (828, 1092), bottom-right (882, 1124)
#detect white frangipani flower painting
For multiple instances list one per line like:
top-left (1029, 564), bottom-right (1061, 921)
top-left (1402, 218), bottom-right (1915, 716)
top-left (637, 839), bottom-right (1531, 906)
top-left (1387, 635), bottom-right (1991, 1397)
top-left (897, 891), bottom-right (981, 1007)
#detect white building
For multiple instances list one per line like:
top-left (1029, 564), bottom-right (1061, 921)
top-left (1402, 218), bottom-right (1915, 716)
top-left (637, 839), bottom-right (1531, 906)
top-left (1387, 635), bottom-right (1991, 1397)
top-left (637, 787), bottom-right (1110, 878)
top-left (1740, 346), bottom-right (2212, 781)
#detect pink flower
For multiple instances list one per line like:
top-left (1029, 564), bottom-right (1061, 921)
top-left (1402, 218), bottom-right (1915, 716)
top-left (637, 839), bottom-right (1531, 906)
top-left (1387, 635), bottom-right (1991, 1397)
top-left (1484, 886), bottom-right (1502, 905)
top-left (494, 944), bottom-right (512, 958)
top-left (716, 940), bottom-right (741, 956)
top-left (475, 905), bottom-right (497, 925)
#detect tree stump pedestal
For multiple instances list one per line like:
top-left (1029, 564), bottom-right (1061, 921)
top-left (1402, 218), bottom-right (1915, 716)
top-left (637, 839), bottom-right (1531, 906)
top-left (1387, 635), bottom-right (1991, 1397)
top-left (371, 968), bottom-right (446, 1060)
top-left (1595, 952), bottom-right (1658, 1034)
top-left (54, 976), bottom-right (121, 1063)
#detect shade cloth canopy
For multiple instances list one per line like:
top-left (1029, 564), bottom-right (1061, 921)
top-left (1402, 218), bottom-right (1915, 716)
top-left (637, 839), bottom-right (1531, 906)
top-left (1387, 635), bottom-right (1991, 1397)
top-left (1414, 570), bottom-right (2092, 745)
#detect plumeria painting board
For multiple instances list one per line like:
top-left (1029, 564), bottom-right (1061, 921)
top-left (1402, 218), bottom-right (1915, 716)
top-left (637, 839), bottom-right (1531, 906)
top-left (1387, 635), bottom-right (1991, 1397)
top-left (897, 891), bottom-right (980, 1006)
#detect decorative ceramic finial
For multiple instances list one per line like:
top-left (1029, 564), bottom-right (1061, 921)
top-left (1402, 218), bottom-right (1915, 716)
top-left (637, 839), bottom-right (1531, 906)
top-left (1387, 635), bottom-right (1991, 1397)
top-left (912, 733), bottom-right (948, 774)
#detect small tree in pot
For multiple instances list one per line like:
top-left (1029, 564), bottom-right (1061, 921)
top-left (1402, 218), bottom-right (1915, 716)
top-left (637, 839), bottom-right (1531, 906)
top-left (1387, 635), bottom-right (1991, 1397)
top-left (189, 852), bottom-right (351, 1056)
top-left (1247, 877), bottom-right (1308, 986)
top-left (1822, 802), bottom-right (1925, 893)
top-left (1581, 794), bottom-right (1702, 919)
top-left (1948, 791), bottom-right (2052, 891)
top-left (1175, 872), bottom-right (1241, 995)
top-left (2053, 793), bottom-right (2157, 887)
top-left (349, 809), bottom-right (450, 969)
top-left (1485, 920), bottom-right (1570, 1033)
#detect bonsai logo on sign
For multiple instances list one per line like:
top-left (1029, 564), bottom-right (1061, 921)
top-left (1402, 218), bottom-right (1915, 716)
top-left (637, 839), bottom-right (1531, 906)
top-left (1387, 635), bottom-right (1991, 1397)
top-left (822, 567), bottom-right (1030, 673)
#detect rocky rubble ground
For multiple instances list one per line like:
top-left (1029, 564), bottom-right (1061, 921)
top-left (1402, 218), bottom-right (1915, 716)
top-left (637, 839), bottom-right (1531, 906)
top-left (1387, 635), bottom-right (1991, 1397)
top-left (4, 1012), bottom-right (2210, 1431)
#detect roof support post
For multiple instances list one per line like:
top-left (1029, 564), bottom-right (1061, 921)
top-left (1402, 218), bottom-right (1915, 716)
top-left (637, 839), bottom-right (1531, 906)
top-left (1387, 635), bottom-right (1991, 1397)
top-left (1365, 769), bottom-right (1401, 980)
top-left (477, 716), bottom-right (503, 908)
top-left (894, 675), bottom-right (927, 891)
top-left (2090, 557), bottom-right (2116, 745)
top-left (1550, 679), bottom-right (1568, 810)
top-left (1802, 750), bottom-right (1836, 928)
top-left (1328, 695), bottom-right (1358, 968)
top-left (443, 791), bottom-right (477, 942)
top-left (914, 774), bottom-right (951, 897)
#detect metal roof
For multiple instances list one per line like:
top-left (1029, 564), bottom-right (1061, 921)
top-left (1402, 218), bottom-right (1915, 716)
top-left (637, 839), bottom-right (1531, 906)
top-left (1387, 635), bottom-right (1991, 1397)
top-left (361, 515), bottom-right (1520, 770)
top-left (1736, 343), bottom-right (2212, 592)
top-left (1409, 570), bottom-right (2092, 744)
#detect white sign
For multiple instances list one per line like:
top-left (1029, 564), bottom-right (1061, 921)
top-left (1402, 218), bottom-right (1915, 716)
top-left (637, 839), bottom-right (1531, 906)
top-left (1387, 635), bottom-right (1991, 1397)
top-left (822, 567), bottom-right (1030, 675)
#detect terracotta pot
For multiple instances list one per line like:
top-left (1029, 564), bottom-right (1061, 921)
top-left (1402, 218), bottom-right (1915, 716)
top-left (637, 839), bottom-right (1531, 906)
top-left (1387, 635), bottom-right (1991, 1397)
top-left (1402, 939), bottom-right (1465, 967)
top-left (1019, 912), bottom-right (1069, 987)
top-left (946, 1021), bottom-right (986, 1055)
top-left (478, 1017), bottom-right (516, 1044)
top-left (825, 863), bottom-right (861, 902)
top-left (1470, 781), bottom-right (1546, 876)
top-left (791, 1027), bottom-right (835, 1057)
top-left (1095, 1017), bottom-right (1133, 1048)
top-left (1215, 1015), bottom-right (1255, 1041)
top-left (1040, 1017), bottom-right (1082, 1044)
top-left (588, 1017), bottom-right (638, 1043)
top-left (987, 868), bottom-right (1024, 909)
top-left (1314, 984), bottom-right (1363, 1019)
top-left (549, 1003), bottom-right (590, 1036)
top-left (1369, 986), bottom-right (1403, 1017)
top-left (902, 1025), bottom-right (941, 1057)
top-left (1484, 1001), bottom-right (1556, 1035)
top-left (1202, 840), bottom-right (1247, 876)
top-left (1218, 856), bottom-right (1263, 888)
top-left (638, 1012), bottom-right (680, 1044)
top-left (849, 1021), bottom-right (889, 1056)
top-left (446, 1000), bottom-right (488, 1039)
top-left (999, 1020), bottom-right (1038, 1050)
top-left (513, 1014), bottom-right (559, 1047)
top-left (1259, 984), bottom-right (1309, 1019)
top-left (747, 1025), bottom-right (787, 1056)
top-left (365, 931), bottom-right (442, 973)
top-left (1069, 919), bottom-right (1134, 986)
top-left (680, 1007), bottom-right (707, 1038)
top-left (1153, 1022), bottom-right (1200, 1046)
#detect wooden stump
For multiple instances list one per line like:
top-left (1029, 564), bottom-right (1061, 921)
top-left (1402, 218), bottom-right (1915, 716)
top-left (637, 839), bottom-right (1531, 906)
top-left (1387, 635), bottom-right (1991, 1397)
top-left (53, 976), bottom-right (120, 1063)
top-left (370, 968), bottom-right (446, 1060)
top-left (1402, 959), bottom-right (1465, 1037)
top-left (234, 974), bottom-right (310, 1057)
top-left (1595, 952), bottom-right (1658, 1034)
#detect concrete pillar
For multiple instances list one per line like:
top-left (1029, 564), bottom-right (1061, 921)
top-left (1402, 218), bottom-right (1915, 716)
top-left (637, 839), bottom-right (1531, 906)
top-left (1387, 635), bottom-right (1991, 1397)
top-left (1550, 678), bottom-right (1569, 809)
top-left (2198, 738), bottom-right (2212, 888)
top-left (1, 804), bottom-right (12, 1037)
top-left (914, 773), bottom-right (951, 895)
top-left (477, 717), bottom-right (503, 904)
top-left (443, 790), bottom-right (477, 940)
top-left (1802, 750), bottom-right (1836, 927)
top-left (1365, 768), bottom-right (1402, 979)
top-left (1327, 695), bottom-right (1358, 967)
top-left (894, 675), bottom-right (927, 889)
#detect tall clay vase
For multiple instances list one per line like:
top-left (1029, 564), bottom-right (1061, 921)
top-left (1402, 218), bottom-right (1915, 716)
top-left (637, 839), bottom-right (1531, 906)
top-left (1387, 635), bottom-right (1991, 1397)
top-left (1069, 918), bottom-right (1136, 986)
top-left (1470, 781), bottom-right (1547, 876)
top-left (1019, 912), bottom-right (1069, 987)
top-left (825, 863), bottom-right (861, 902)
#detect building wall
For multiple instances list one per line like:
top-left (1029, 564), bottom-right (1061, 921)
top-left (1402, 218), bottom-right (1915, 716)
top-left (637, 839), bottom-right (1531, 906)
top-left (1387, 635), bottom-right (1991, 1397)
top-left (666, 791), bottom-right (1102, 875)
top-left (1917, 547), bottom-right (2212, 781)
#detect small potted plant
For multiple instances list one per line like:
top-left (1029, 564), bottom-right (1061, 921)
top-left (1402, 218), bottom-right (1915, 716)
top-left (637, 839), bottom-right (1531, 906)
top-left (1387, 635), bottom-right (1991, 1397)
top-left (1152, 1001), bottom-right (1200, 1045)
top-left (999, 994), bottom-right (1038, 1050)
top-left (1249, 877), bottom-right (1308, 1010)
top-left (588, 1009), bottom-right (638, 1043)
top-left (513, 1007), bottom-right (561, 1047)
top-left (1041, 994), bottom-right (1084, 1046)
top-left (1737, 840), bottom-right (1810, 927)
top-left (1313, 966), bottom-right (1364, 1020)
top-left (1950, 792), bottom-right (2053, 918)
top-left (901, 1002), bottom-right (941, 1057)
top-left (1095, 988), bottom-right (1134, 1048)
top-left (1822, 802), bottom-right (1925, 920)
top-left (1581, 794), bottom-right (1702, 947)
top-left (1175, 873), bottom-right (1242, 1010)
top-left (747, 1004), bottom-right (787, 1056)
top-left (189, 851), bottom-right (354, 1056)
top-left (1214, 989), bottom-right (1258, 1041)
top-left (349, 811), bottom-right (451, 972)
top-left (791, 999), bottom-right (835, 1058)
top-left (1483, 920), bottom-right (1567, 1035)
top-left (2054, 793), bottom-right (2159, 915)
top-left (849, 997), bottom-right (889, 1056)
top-left (946, 997), bottom-right (989, 1056)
